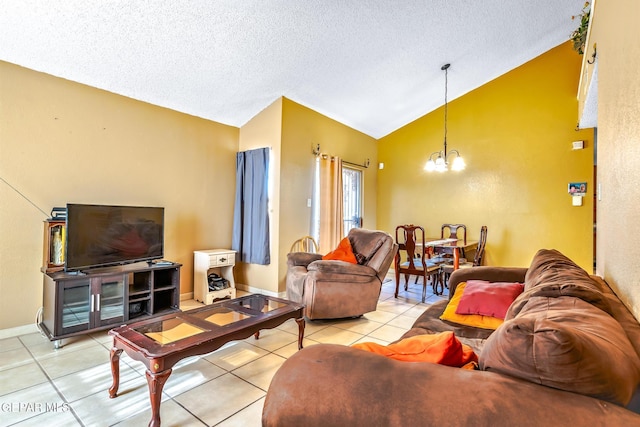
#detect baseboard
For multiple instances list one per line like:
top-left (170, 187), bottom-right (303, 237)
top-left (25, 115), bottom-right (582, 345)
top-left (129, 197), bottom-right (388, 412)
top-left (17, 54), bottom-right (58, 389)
top-left (0, 323), bottom-right (39, 340)
top-left (236, 283), bottom-right (285, 298)
top-left (181, 287), bottom-right (286, 300)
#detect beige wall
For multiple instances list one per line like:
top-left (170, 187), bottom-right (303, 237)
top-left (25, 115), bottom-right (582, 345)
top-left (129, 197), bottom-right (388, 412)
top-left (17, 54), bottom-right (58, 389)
top-left (279, 98), bottom-right (378, 292)
top-left (236, 98), bottom-right (283, 294)
top-left (593, 0), bottom-right (640, 319)
top-left (378, 43), bottom-right (594, 270)
top-left (0, 61), bottom-right (238, 329)
top-left (236, 97), bottom-right (378, 295)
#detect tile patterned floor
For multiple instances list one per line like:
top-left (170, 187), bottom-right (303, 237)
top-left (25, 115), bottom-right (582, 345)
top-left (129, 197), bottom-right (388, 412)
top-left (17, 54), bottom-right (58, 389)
top-left (0, 276), bottom-right (445, 426)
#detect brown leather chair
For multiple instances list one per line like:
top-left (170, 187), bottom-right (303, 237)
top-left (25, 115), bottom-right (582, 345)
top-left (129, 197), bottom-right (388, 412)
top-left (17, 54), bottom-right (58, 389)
top-left (286, 228), bottom-right (398, 320)
top-left (394, 224), bottom-right (444, 301)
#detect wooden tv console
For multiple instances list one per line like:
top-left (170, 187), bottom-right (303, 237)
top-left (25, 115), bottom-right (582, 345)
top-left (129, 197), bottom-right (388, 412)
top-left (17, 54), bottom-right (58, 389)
top-left (39, 262), bottom-right (181, 348)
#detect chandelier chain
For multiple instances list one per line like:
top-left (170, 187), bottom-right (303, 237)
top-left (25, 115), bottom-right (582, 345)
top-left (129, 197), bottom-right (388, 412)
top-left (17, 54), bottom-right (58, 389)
top-left (443, 64), bottom-right (448, 153)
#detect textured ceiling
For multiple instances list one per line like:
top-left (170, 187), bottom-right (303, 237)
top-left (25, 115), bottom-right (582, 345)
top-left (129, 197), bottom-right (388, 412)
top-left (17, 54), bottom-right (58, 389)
top-left (0, 1), bottom-right (585, 138)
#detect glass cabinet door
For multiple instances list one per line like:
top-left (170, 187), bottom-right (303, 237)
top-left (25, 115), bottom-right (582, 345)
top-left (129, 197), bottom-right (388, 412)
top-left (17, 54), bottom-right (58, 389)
top-left (59, 280), bottom-right (91, 335)
top-left (97, 277), bottom-right (125, 326)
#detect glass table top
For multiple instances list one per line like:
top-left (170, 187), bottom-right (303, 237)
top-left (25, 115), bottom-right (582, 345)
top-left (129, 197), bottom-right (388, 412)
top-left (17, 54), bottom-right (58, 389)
top-left (231, 295), bottom-right (287, 313)
top-left (191, 307), bottom-right (254, 326)
top-left (128, 295), bottom-right (294, 346)
top-left (134, 318), bottom-right (207, 345)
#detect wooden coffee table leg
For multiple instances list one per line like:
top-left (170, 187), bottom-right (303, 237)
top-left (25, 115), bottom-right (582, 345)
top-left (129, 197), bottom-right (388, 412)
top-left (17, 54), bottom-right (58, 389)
top-left (295, 317), bottom-right (305, 350)
top-left (145, 369), bottom-right (172, 427)
top-left (108, 347), bottom-right (123, 398)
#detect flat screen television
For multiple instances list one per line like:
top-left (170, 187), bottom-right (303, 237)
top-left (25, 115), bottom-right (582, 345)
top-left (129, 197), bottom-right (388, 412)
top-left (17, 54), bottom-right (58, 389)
top-left (65, 203), bottom-right (164, 272)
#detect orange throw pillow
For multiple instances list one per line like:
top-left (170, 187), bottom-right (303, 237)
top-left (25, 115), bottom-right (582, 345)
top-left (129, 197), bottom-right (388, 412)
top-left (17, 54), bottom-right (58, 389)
top-left (352, 331), bottom-right (477, 367)
top-left (322, 237), bottom-right (358, 264)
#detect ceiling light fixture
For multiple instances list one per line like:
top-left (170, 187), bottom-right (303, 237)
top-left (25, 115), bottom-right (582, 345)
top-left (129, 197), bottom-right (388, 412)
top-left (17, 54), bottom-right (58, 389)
top-left (424, 63), bottom-right (466, 172)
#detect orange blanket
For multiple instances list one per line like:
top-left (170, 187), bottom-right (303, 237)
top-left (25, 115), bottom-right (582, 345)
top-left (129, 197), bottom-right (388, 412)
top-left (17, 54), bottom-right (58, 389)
top-left (352, 331), bottom-right (477, 369)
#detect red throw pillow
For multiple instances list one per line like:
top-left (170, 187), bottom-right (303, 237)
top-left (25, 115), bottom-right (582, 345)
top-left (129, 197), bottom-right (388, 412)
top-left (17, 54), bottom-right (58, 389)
top-left (322, 237), bottom-right (358, 264)
top-left (455, 280), bottom-right (524, 319)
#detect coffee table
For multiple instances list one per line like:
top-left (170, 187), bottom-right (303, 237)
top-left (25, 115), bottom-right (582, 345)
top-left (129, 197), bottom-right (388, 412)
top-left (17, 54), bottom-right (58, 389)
top-left (108, 294), bottom-right (305, 427)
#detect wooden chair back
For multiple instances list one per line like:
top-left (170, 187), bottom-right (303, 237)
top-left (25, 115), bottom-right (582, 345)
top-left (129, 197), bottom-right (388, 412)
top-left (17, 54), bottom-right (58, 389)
top-left (395, 224), bottom-right (427, 270)
top-left (441, 223), bottom-right (467, 244)
top-left (472, 226), bottom-right (488, 266)
top-left (289, 236), bottom-right (319, 253)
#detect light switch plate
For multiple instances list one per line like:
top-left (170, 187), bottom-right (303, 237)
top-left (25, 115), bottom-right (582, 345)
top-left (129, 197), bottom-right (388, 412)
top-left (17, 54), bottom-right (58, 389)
top-left (572, 195), bottom-right (583, 206)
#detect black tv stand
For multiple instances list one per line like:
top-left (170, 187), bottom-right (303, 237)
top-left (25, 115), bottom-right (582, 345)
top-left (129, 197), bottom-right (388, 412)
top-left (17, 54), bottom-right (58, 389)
top-left (40, 261), bottom-right (182, 348)
top-left (64, 270), bottom-right (88, 276)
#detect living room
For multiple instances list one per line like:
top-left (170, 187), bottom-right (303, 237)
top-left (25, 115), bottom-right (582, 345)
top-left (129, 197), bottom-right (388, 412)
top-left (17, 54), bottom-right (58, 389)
top-left (1, 0), bottom-right (639, 425)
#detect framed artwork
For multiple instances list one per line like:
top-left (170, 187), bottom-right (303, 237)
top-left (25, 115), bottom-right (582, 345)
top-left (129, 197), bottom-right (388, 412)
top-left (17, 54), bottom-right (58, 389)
top-left (568, 182), bottom-right (587, 196)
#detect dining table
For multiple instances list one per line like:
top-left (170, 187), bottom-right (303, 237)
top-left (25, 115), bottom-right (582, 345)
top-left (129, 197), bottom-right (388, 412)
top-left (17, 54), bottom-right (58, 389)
top-left (420, 238), bottom-right (479, 270)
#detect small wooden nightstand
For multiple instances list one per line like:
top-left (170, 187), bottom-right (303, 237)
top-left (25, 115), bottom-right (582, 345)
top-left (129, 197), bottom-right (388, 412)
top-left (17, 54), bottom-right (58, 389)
top-left (193, 249), bottom-right (236, 304)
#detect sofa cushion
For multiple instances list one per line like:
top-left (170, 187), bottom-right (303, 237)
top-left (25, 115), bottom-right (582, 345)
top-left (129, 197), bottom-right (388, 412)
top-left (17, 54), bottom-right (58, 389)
top-left (524, 249), bottom-right (592, 290)
top-left (455, 280), bottom-right (524, 319)
top-left (480, 296), bottom-right (640, 405)
top-left (347, 228), bottom-right (385, 265)
top-left (440, 282), bottom-right (504, 330)
top-left (509, 249), bottom-right (612, 319)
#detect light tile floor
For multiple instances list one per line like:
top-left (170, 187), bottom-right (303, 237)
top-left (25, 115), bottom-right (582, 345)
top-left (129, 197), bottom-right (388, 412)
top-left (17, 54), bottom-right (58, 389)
top-left (0, 276), bottom-right (445, 427)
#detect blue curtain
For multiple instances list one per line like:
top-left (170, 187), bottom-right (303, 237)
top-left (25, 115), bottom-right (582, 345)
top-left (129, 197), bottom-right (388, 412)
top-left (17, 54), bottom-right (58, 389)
top-left (232, 148), bottom-right (270, 264)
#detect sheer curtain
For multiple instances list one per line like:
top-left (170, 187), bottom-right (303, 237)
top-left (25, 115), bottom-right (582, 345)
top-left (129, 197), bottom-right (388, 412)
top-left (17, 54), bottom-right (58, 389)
top-left (231, 147), bottom-right (270, 265)
top-left (317, 155), bottom-right (344, 253)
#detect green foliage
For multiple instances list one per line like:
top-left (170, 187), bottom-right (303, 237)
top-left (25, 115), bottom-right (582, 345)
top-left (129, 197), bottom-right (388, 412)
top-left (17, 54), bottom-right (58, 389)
top-left (571, 2), bottom-right (591, 55)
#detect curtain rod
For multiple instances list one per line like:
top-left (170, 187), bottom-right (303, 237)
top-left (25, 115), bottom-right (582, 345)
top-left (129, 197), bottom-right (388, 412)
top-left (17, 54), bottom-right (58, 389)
top-left (312, 144), bottom-right (370, 168)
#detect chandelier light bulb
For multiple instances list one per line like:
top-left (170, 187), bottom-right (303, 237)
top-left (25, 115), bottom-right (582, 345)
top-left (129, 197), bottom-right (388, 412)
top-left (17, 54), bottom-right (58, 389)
top-left (424, 159), bottom-right (436, 171)
top-left (451, 155), bottom-right (466, 171)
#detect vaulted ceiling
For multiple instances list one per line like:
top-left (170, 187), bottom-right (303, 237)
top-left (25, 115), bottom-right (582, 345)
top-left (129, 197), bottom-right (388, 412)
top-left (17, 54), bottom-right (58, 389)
top-left (0, 1), bottom-right (586, 138)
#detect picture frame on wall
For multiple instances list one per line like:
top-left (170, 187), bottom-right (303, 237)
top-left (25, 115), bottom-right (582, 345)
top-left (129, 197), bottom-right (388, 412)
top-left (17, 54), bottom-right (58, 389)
top-left (568, 182), bottom-right (587, 196)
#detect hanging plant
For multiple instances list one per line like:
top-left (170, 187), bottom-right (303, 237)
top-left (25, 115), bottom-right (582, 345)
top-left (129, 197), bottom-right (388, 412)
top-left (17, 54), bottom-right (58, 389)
top-left (571, 2), bottom-right (591, 55)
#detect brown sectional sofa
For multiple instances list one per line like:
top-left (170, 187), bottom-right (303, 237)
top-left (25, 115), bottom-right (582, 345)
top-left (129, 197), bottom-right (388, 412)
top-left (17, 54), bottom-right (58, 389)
top-left (263, 249), bottom-right (640, 426)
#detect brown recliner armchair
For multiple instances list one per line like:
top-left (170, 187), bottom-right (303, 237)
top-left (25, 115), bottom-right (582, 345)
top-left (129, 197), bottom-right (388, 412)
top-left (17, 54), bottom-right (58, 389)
top-left (286, 228), bottom-right (398, 320)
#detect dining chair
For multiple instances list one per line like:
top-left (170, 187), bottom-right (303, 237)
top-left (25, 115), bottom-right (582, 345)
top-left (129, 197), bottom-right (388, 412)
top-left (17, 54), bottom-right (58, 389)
top-left (441, 223), bottom-right (467, 243)
top-left (394, 224), bottom-right (444, 302)
top-left (289, 235), bottom-right (319, 253)
top-left (441, 225), bottom-right (488, 287)
top-left (431, 223), bottom-right (468, 263)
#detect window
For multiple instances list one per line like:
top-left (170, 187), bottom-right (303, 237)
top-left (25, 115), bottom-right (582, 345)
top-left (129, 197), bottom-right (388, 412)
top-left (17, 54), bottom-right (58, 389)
top-left (311, 160), bottom-right (364, 245)
top-left (342, 166), bottom-right (363, 235)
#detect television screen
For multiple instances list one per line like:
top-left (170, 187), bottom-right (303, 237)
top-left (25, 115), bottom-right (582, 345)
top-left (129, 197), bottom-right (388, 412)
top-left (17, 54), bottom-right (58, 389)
top-left (65, 204), bottom-right (164, 271)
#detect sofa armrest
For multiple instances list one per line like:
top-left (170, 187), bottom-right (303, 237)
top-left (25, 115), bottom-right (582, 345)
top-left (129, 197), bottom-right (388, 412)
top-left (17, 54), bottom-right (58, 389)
top-left (287, 252), bottom-right (323, 268)
top-left (307, 260), bottom-right (378, 278)
top-left (448, 266), bottom-right (528, 300)
top-left (263, 344), bottom-right (640, 427)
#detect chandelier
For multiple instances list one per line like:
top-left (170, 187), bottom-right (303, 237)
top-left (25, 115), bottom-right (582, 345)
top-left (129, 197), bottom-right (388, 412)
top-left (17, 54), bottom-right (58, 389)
top-left (424, 63), bottom-right (466, 172)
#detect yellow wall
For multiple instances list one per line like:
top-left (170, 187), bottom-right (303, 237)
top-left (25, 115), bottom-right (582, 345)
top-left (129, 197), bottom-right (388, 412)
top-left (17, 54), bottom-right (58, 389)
top-left (593, 0), bottom-right (640, 319)
top-left (378, 42), bottom-right (594, 269)
top-left (236, 98), bottom-right (283, 294)
top-left (0, 61), bottom-right (238, 329)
